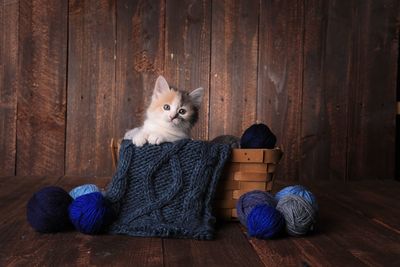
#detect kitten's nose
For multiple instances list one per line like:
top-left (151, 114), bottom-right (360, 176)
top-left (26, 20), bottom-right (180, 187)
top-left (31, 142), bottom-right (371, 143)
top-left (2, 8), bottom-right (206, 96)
top-left (169, 113), bottom-right (178, 121)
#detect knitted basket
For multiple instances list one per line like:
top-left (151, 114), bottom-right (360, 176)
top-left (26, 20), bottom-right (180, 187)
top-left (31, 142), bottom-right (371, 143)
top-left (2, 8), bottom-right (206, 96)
top-left (110, 138), bottom-right (283, 221)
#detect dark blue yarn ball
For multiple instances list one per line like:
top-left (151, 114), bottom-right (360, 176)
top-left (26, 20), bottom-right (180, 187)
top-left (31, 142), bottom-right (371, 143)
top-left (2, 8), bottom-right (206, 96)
top-left (26, 186), bottom-right (73, 233)
top-left (236, 190), bottom-right (277, 227)
top-left (247, 204), bottom-right (285, 239)
top-left (69, 192), bottom-right (116, 235)
top-left (240, 123), bottom-right (277, 149)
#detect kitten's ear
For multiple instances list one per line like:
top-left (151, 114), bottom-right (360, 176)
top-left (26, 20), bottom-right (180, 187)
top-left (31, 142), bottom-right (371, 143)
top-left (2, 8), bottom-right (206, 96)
top-left (153, 75), bottom-right (170, 99)
top-left (189, 87), bottom-right (204, 108)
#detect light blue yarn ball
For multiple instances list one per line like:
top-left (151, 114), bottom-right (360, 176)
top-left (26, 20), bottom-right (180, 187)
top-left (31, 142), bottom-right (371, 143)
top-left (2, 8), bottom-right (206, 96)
top-left (275, 185), bottom-right (318, 211)
top-left (69, 184), bottom-right (101, 200)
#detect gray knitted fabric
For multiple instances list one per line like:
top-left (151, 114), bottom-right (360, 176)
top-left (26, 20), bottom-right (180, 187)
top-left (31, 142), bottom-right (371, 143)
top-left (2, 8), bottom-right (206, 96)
top-left (105, 139), bottom-right (230, 240)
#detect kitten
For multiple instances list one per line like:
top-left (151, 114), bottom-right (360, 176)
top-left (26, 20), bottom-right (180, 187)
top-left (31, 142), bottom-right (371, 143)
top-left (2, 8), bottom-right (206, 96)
top-left (124, 75), bottom-right (204, 146)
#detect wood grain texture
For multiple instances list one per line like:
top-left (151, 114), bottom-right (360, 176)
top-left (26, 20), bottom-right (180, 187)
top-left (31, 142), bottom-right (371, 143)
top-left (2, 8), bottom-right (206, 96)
top-left (257, 0), bottom-right (304, 181)
top-left (17, 0), bottom-right (68, 176)
top-left (164, 0), bottom-right (211, 140)
top-left (310, 184), bottom-right (400, 266)
top-left (163, 223), bottom-right (264, 267)
top-left (251, 181), bottom-right (400, 267)
top-left (209, 0), bottom-right (259, 139)
top-left (2, 177), bottom-right (400, 266)
top-left (57, 177), bottom-right (164, 267)
top-left (0, 107), bottom-right (16, 176)
top-left (66, 0), bottom-right (116, 177)
top-left (0, 0), bottom-right (399, 180)
top-left (300, 0), bottom-right (330, 181)
top-left (0, 176), bottom-right (59, 266)
top-left (397, 115), bottom-right (400, 180)
top-left (346, 0), bottom-right (400, 180)
top-left (0, 176), bottom-right (164, 267)
top-left (114, 0), bottom-right (165, 140)
top-left (249, 232), bottom-right (366, 267)
top-left (301, 0), bottom-right (352, 181)
top-left (313, 181), bottom-right (400, 233)
top-left (0, 0), bottom-right (18, 176)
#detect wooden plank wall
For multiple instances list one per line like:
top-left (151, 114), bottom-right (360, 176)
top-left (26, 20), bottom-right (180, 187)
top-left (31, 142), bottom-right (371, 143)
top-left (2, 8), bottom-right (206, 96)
top-left (0, 0), bottom-right (399, 181)
top-left (0, 0), bottom-right (18, 176)
top-left (66, 0), bottom-right (116, 177)
top-left (1, 0), bottom-right (68, 177)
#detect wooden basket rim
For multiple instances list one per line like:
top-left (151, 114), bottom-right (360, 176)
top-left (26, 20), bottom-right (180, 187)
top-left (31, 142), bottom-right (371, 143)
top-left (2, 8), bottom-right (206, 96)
top-left (230, 148), bottom-right (283, 164)
top-left (110, 138), bottom-right (284, 167)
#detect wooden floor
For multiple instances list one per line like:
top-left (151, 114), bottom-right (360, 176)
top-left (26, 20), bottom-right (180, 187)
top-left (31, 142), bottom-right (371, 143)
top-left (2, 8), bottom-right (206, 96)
top-left (0, 177), bottom-right (399, 267)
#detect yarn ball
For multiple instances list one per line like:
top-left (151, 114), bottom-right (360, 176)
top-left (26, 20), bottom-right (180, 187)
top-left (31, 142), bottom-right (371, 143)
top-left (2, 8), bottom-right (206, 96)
top-left (240, 123), bottom-right (277, 149)
top-left (275, 185), bottom-right (318, 211)
top-left (69, 184), bottom-right (101, 199)
top-left (26, 186), bottom-right (73, 233)
top-left (69, 192), bottom-right (116, 235)
top-left (210, 135), bottom-right (241, 148)
top-left (236, 190), bottom-right (277, 227)
top-left (247, 204), bottom-right (285, 239)
top-left (276, 195), bottom-right (317, 236)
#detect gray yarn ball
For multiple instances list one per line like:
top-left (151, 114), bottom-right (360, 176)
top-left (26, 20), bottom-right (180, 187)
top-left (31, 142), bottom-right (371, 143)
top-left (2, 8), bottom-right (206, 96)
top-left (276, 195), bottom-right (317, 236)
top-left (236, 190), bottom-right (277, 227)
top-left (210, 135), bottom-right (241, 149)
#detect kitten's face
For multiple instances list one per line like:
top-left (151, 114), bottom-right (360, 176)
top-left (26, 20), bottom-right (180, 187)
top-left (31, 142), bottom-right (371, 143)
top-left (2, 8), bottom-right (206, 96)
top-left (147, 76), bottom-right (204, 129)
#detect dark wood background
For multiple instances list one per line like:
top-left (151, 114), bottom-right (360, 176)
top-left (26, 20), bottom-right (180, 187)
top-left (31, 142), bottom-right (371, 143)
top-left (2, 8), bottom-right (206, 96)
top-left (0, 0), bottom-right (399, 181)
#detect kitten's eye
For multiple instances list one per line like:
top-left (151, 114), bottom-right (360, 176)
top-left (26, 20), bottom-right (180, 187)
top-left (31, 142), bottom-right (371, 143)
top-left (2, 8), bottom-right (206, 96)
top-left (178, 108), bottom-right (186, 115)
top-left (163, 104), bottom-right (170, 110)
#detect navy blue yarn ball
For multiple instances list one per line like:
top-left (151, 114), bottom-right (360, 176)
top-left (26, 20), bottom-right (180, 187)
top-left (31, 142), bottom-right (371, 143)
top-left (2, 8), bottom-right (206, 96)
top-left (69, 192), bottom-right (116, 235)
top-left (236, 190), bottom-right (277, 227)
top-left (26, 186), bottom-right (73, 233)
top-left (247, 204), bottom-right (285, 239)
top-left (240, 123), bottom-right (277, 149)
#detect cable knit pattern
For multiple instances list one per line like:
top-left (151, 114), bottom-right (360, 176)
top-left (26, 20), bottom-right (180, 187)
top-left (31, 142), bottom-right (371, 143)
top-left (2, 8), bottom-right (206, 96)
top-left (105, 139), bottom-right (231, 240)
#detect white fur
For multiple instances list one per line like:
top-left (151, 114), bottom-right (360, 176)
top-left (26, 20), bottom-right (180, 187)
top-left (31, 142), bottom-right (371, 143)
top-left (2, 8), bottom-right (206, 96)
top-left (124, 76), bottom-right (203, 146)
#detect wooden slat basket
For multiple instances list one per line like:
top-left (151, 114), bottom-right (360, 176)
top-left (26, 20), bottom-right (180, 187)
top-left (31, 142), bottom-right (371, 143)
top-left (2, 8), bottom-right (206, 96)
top-left (110, 139), bottom-right (283, 221)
